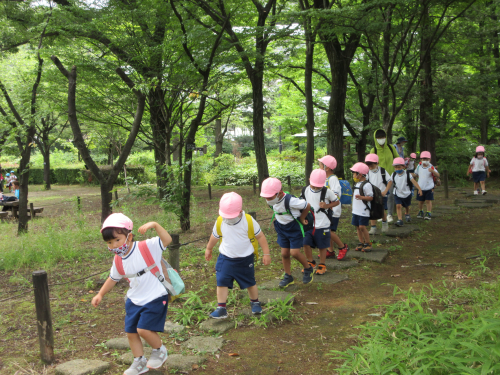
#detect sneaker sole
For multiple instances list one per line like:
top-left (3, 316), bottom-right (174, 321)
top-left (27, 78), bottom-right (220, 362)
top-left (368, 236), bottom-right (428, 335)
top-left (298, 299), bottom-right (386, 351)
top-left (124, 367), bottom-right (149, 375)
top-left (210, 315), bottom-right (228, 319)
top-left (303, 273), bottom-right (314, 284)
top-left (279, 281), bottom-right (295, 288)
top-left (424, 218), bottom-right (431, 220)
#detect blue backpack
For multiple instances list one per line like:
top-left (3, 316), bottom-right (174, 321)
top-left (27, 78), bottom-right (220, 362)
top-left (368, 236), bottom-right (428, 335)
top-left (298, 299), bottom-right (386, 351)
top-left (326, 176), bottom-right (352, 205)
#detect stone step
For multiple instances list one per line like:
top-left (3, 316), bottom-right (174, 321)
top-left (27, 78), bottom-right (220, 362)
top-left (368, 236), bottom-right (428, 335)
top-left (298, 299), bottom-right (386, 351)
top-left (434, 205), bottom-right (460, 211)
top-left (457, 202), bottom-right (493, 209)
top-left (200, 318), bottom-right (234, 333)
top-left (106, 337), bottom-right (147, 350)
top-left (55, 359), bottom-right (110, 375)
top-left (344, 248), bottom-right (389, 263)
top-left (164, 320), bottom-right (185, 333)
top-left (182, 336), bottom-right (224, 354)
top-left (384, 225), bottom-right (420, 238)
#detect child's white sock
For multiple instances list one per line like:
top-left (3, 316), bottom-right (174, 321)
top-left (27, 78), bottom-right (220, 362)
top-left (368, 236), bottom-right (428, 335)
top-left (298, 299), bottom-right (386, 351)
top-left (134, 356), bottom-right (145, 362)
top-left (152, 345), bottom-right (165, 352)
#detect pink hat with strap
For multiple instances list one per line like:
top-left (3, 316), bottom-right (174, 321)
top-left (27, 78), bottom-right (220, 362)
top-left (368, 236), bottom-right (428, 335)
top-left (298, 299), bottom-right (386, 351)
top-left (350, 162), bottom-right (369, 175)
top-left (365, 154), bottom-right (379, 163)
top-left (392, 157), bottom-right (405, 166)
top-left (476, 146), bottom-right (485, 153)
top-left (101, 213), bottom-right (133, 233)
top-left (260, 177), bottom-right (282, 198)
top-left (219, 192), bottom-right (243, 219)
top-left (420, 151), bottom-right (431, 159)
top-left (318, 155), bottom-right (337, 170)
top-left (410, 153), bottom-right (416, 159)
top-left (310, 169), bottom-right (327, 187)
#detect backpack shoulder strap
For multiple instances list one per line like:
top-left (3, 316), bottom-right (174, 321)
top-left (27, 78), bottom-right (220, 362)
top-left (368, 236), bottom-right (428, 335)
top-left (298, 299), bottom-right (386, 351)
top-left (380, 167), bottom-right (387, 185)
top-left (374, 147), bottom-right (378, 155)
top-left (389, 144), bottom-right (398, 157)
top-left (391, 172), bottom-right (397, 188)
top-left (407, 171), bottom-right (412, 186)
top-left (138, 240), bottom-right (161, 276)
top-left (216, 216), bottom-right (223, 240)
top-left (320, 186), bottom-right (328, 202)
top-left (284, 193), bottom-right (292, 214)
top-left (245, 214), bottom-right (259, 261)
top-left (114, 255), bottom-right (126, 277)
top-left (359, 181), bottom-right (371, 212)
top-left (300, 186), bottom-right (306, 199)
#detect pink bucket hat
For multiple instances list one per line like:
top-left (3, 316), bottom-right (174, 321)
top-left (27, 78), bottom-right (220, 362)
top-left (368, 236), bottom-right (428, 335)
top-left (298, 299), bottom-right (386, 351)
top-left (392, 157), bottom-right (405, 166)
top-left (420, 151), bottom-right (431, 159)
top-left (350, 162), bottom-right (369, 175)
top-left (318, 155), bottom-right (337, 170)
top-left (219, 192), bottom-right (243, 219)
top-left (101, 213), bottom-right (133, 233)
top-left (365, 154), bottom-right (379, 163)
top-left (260, 177), bottom-right (282, 198)
top-left (410, 153), bottom-right (416, 159)
top-left (310, 169), bottom-right (327, 187)
top-left (476, 146), bottom-right (485, 153)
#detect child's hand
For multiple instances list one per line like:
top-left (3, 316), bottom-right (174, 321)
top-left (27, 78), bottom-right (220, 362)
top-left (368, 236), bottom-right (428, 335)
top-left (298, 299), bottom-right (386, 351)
top-left (319, 202), bottom-right (327, 209)
top-left (205, 248), bottom-right (212, 261)
top-left (262, 254), bottom-right (271, 266)
top-left (418, 189), bottom-right (423, 196)
top-left (138, 222), bottom-right (158, 235)
top-left (300, 218), bottom-right (308, 225)
top-left (91, 294), bottom-right (102, 307)
top-left (355, 194), bottom-right (361, 200)
top-left (382, 190), bottom-right (388, 197)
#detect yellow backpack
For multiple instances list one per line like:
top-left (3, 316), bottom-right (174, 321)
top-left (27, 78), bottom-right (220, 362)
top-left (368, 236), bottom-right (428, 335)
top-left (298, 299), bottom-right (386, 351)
top-left (216, 214), bottom-right (259, 261)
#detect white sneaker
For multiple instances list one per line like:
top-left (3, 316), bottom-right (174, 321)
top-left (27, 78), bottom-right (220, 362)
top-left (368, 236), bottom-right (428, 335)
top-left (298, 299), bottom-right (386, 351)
top-left (377, 218), bottom-right (383, 222)
top-left (382, 222), bottom-right (389, 233)
top-left (482, 190), bottom-right (487, 195)
top-left (474, 191), bottom-right (478, 195)
top-left (147, 345), bottom-right (168, 369)
top-left (387, 215), bottom-right (394, 223)
top-left (124, 357), bottom-right (149, 375)
top-left (368, 226), bottom-right (377, 235)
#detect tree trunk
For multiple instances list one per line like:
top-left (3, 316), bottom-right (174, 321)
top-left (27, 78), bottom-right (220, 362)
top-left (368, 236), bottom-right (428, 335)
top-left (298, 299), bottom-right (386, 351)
top-left (251, 70), bottom-right (269, 183)
top-left (214, 118), bottom-right (223, 157)
top-left (149, 88), bottom-right (168, 199)
top-left (18, 139), bottom-right (34, 233)
top-left (43, 147), bottom-right (51, 190)
top-left (480, 116), bottom-right (489, 144)
top-left (303, 14), bottom-right (316, 185)
top-left (100, 183), bottom-right (112, 219)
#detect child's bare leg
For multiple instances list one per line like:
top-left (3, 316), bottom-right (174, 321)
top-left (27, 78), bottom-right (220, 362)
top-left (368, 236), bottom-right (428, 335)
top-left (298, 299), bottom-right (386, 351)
top-left (474, 182), bottom-right (478, 190)
top-left (247, 285), bottom-right (258, 300)
top-left (359, 225), bottom-right (370, 243)
top-left (396, 204), bottom-right (403, 220)
top-left (304, 244), bottom-right (313, 262)
top-left (405, 206), bottom-right (410, 215)
top-left (137, 329), bottom-right (162, 349)
top-left (480, 181), bottom-right (486, 190)
top-left (291, 248), bottom-right (310, 268)
top-left (127, 333), bottom-right (144, 357)
top-left (356, 227), bottom-right (363, 242)
top-left (217, 286), bottom-right (229, 304)
top-left (281, 248), bottom-right (291, 274)
top-left (418, 200), bottom-right (424, 210)
top-left (330, 231), bottom-right (343, 247)
top-left (318, 248), bottom-right (327, 264)
top-left (426, 200), bottom-right (432, 212)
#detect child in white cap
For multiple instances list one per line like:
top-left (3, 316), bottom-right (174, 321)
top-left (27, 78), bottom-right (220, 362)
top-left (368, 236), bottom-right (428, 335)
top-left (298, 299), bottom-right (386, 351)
top-left (92, 213), bottom-right (172, 375)
top-left (205, 192), bottom-right (271, 319)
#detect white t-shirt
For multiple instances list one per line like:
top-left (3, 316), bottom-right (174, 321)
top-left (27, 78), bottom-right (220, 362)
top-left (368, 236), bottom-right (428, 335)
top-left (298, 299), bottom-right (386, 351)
top-left (470, 157), bottom-right (488, 172)
top-left (352, 182), bottom-right (373, 217)
top-left (367, 167), bottom-right (392, 192)
top-left (212, 212), bottom-right (261, 258)
top-left (393, 171), bottom-right (413, 198)
top-left (271, 194), bottom-right (307, 225)
top-left (303, 186), bottom-right (338, 229)
top-left (407, 160), bottom-right (415, 170)
top-left (325, 175), bottom-right (342, 218)
top-left (109, 237), bottom-right (167, 306)
top-left (414, 163), bottom-right (438, 191)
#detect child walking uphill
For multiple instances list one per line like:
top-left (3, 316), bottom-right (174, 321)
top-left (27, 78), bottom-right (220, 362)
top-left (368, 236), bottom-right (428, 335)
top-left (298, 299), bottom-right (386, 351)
top-left (365, 154), bottom-right (393, 234)
top-left (205, 192), bottom-right (271, 319)
top-left (351, 163), bottom-right (374, 252)
top-left (318, 155), bottom-right (349, 260)
top-left (413, 151), bottom-right (439, 220)
top-left (92, 213), bottom-right (173, 375)
top-left (392, 157), bottom-right (423, 227)
top-left (302, 169), bottom-right (340, 275)
top-left (467, 146), bottom-right (490, 195)
top-left (260, 178), bottom-right (314, 287)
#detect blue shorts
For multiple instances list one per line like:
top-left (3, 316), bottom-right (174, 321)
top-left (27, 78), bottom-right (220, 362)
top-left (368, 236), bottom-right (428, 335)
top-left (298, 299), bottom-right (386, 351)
top-left (304, 227), bottom-right (331, 249)
top-left (125, 295), bottom-right (169, 333)
top-left (383, 195), bottom-right (388, 210)
top-left (472, 171), bottom-right (486, 183)
top-left (330, 217), bottom-right (340, 232)
top-left (416, 189), bottom-right (434, 201)
top-left (395, 194), bottom-right (412, 208)
top-left (351, 214), bottom-right (369, 227)
top-left (216, 253), bottom-right (256, 290)
top-left (274, 219), bottom-right (304, 249)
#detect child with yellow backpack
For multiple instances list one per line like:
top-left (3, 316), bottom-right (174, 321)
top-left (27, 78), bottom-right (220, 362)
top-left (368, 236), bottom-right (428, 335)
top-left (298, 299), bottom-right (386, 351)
top-left (205, 192), bottom-right (271, 319)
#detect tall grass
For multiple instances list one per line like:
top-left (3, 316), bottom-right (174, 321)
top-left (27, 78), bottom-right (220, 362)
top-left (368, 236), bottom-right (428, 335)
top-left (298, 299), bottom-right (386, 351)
top-left (331, 281), bottom-right (500, 374)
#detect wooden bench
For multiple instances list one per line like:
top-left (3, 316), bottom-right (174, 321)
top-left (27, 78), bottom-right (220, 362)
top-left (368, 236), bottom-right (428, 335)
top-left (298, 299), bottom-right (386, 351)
top-left (0, 211), bottom-right (8, 221)
top-left (28, 207), bottom-right (44, 217)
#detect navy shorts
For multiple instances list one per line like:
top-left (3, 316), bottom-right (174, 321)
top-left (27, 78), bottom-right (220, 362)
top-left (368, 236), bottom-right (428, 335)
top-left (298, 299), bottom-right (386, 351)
top-left (472, 171), bottom-right (486, 183)
top-left (304, 227), bottom-right (331, 249)
top-left (216, 253), bottom-right (256, 290)
top-left (125, 295), bottom-right (169, 333)
top-left (416, 189), bottom-right (434, 201)
top-left (330, 217), bottom-right (340, 232)
top-left (274, 219), bottom-right (304, 249)
top-left (395, 194), bottom-right (412, 208)
top-left (382, 195), bottom-right (388, 210)
top-left (351, 214), bottom-right (369, 227)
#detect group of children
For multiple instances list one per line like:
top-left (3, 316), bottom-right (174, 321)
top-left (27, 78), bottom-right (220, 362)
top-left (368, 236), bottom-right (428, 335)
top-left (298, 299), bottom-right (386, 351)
top-left (91, 145), bottom-right (491, 375)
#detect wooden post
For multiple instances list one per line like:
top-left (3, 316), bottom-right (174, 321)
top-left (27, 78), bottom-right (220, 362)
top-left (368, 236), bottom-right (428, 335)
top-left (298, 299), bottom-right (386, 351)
top-left (208, 183), bottom-right (212, 200)
top-left (77, 196), bottom-right (81, 211)
top-left (287, 175), bottom-right (291, 191)
top-left (443, 170), bottom-right (449, 199)
top-left (169, 234), bottom-right (180, 271)
top-left (30, 202), bottom-right (35, 219)
top-left (32, 270), bottom-right (54, 364)
top-left (253, 177), bottom-right (256, 195)
top-left (248, 211), bottom-right (257, 220)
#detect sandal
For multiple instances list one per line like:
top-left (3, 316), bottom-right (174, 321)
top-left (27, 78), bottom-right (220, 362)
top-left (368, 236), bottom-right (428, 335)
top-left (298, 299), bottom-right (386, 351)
top-left (362, 242), bottom-right (373, 252)
top-left (355, 243), bottom-right (363, 251)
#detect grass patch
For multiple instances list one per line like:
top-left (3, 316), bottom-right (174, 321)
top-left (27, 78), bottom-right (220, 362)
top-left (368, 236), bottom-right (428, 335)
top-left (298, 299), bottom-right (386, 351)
top-left (330, 281), bottom-right (500, 374)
